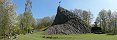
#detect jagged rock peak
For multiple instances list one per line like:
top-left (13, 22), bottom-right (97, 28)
top-left (44, 6), bottom-right (90, 35)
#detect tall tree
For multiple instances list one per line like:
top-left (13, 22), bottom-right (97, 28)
top-left (0, 0), bottom-right (18, 38)
top-left (19, 0), bottom-right (34, 34)
top-left (80, 10), bottom-right (93, 26)
top-left (107, 10), bottom-right (112, 32)
top-left (111, 11), bottom-right (117, 34)
top-left (0, 2), bottom-right (9, 38)
top-left (97, 9), bottom-right (108, 33)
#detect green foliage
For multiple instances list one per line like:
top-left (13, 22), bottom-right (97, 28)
top-left (17, 0), bottom-right (34, 34)
top-left (96, 9), bottom-right (117, 34)
top-left (0, 0), bottom-right (19, 39)
top-left (98, 10), bottom-right (108, 32)
top-left (18, 11), bottom-right (34, 34)
top-left (36, 16), bottom-right (54, 29)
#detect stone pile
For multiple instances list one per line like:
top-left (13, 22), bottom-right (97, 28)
top-left (44, 6), bottom-right (90, 34)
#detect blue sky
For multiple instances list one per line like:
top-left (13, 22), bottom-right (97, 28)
top-left (14, 0), bottom-right (117, 23)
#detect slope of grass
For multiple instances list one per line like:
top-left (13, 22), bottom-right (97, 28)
top-left (18, 32), bottom-right (117, 40)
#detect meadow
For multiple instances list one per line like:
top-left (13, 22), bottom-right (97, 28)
top-left (17, 32), bottom-right (117, 40)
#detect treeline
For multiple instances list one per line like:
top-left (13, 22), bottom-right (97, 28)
top-left (36, 15), bottom-right (55, 30)
top-left (0, 0), bottom-right (55, 39)
top-left (0, 0), bottom-right (35, 39)
top-left (96, 10), bottom-right (117, 34)
top-left (71, 9), bottom-right (117, 34)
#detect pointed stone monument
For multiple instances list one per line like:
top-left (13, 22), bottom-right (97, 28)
top-left (44, 6), bottom-right (90, 34)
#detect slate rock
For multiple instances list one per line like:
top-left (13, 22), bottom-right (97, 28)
top-left (44, 6), bottom-right (90, 34)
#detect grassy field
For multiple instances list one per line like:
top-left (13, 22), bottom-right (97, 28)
top-left (18, 32), bottom-right (117, 40)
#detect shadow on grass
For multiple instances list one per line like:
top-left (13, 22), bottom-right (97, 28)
top-left (41, 36), bottom-right (72, 39)
top-left (107, 33), bottom-right (117, 35)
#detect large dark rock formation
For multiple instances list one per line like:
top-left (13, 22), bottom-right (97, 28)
top-left (44, 6), bottom-right (90, 34)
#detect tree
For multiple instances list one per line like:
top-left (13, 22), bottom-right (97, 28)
top-left (110, 11), bottom-right (117, 34)
top-left (0, 0), bottom-right (18, 39)
top-left (36, 16), bottom-right (55, 30)
top-left (18, 0), bottom-right (34, 34)
top-left (98, 10), bottom-right (108, 33)
top-left (95, 9), bottom-right (114, 33)
top-left (72, 9), bottom-right (93, 27)
top-left (72, 9), bottom-right (83, 17)
top-left (0, 4), bottom-right (9, 38)
top-left (106, 10), bottom-right (112, 32)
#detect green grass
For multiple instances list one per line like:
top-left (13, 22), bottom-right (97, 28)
top-left (18, 32), bottom-right (117, 40)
